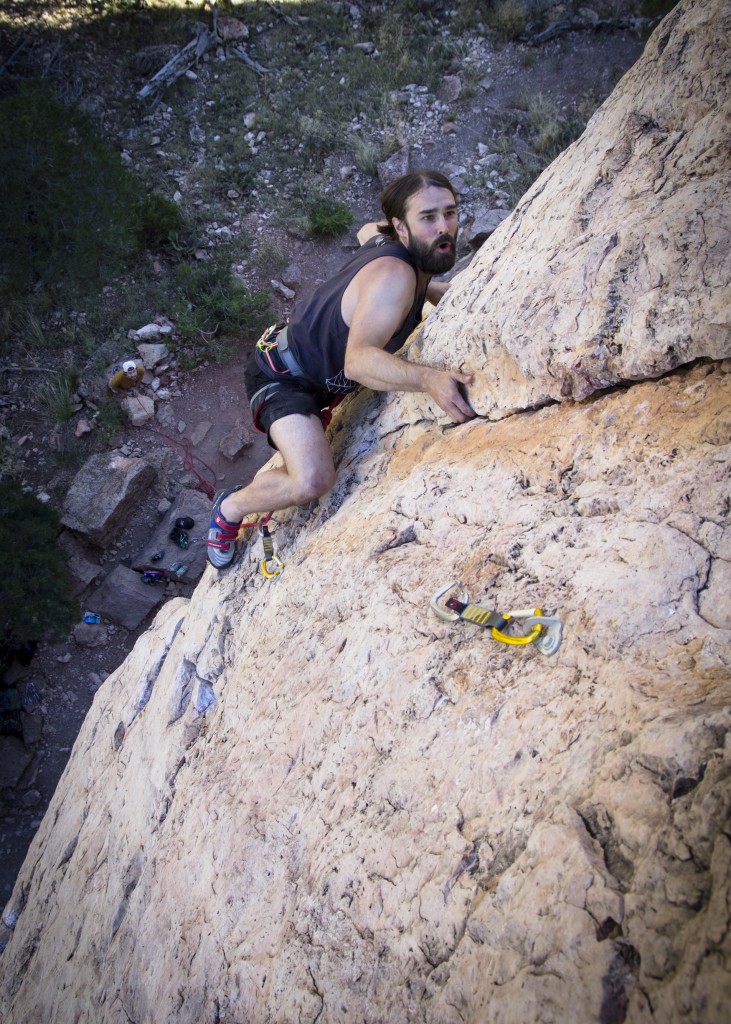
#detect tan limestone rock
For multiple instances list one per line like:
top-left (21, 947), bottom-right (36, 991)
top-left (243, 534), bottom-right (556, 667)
top-left (404, 0), bottom-right (731, 425)
top-left (1, 3), bottom-right (730, 1023)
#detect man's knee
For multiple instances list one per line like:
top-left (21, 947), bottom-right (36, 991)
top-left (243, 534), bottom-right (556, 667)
top-left (292, 463), bottom-right (336, 504)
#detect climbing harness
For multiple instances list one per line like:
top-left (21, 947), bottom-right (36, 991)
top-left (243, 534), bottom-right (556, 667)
top-left (169, 526), bottom-right (190, 549)
top-left (256, 323), bottom-right (290, 376)
top-left (431, 581), bottom-right (563, 657)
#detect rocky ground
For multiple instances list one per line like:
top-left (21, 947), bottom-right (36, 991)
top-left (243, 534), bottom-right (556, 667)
top-left (0, 3), bottom-right (651, 905)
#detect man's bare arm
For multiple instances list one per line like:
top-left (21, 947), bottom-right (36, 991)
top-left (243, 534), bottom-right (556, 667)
top-left (426, 278), bottom-right (450, 304)
top-left (356, 221), bottom-right (388, 245)
top-left (343, 260), bottom-right (474, 423)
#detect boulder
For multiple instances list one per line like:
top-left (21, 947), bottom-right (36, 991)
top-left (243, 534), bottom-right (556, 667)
top-left (131, 487), bottom-right (213, 583)
top-left (121, 394), bottom-right (155, 426)
top-left (437, 74), bottom-right (462, 104)
top-left (61, 453), bottom-right (157, 548)
top-left (72, 622), bottom-right (107, 648)
top-left (408, 0), bottom-right (731, 423)
top-left (219, 418), bottom-right (253, 461)
top-left (377, 144), bottom-right (410, 186)
top-left (57, 531), bottom-right (102, 595)
top-left (136, 342), bottom-right (170, 368)
top-left (87, 564), bottom-right (165, 630)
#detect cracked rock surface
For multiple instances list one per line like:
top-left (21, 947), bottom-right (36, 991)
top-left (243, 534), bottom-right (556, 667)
top-left (1, 2), bottom-right (730, 1021)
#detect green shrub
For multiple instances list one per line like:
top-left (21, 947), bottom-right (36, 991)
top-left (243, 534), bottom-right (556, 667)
top-left (527, 93), bottom-right (582, 158)
top-left (32, 373), bottom-right (78, 424)
top-left (95, 398), bottom-right (124, 444)
top-left (307, 198), bottom-right (353, 238)
top-left (256, 240), bottom-right (289, 276)
top-left (173, 258), bottom-right (271, 347)
top-left (350, 137), bottom-right (384, 178)
top-left (487, 1), bottom-right (529, 43)
top-left (136, 193), bottom-right (188, 251)
top-left (0, 481), bottom-right (78, 645)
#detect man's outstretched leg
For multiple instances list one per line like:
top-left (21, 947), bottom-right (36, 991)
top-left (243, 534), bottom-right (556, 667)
top-left (207, 413), bottom-right (336, 569)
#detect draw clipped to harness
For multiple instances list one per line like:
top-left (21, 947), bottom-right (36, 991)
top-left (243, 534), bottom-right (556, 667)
top-left (431, 581), bottom-right (563, 656)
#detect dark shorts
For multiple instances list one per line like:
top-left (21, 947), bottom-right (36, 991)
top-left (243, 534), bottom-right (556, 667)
top-left (244, 351), bottom-right (331, 449)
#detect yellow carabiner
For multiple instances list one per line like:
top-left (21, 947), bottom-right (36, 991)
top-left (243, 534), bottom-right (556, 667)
top-left (260, 556), bottom-right (285, 579)
top-left (491, 608), bottom-right (544, 646)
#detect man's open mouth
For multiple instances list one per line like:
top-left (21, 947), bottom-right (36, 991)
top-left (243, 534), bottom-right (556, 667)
top-left (434, 237), bottom-right (455, 254)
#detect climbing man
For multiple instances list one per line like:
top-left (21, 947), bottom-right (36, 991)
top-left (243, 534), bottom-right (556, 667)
top-left (207, 169), bottom-right (475, 569)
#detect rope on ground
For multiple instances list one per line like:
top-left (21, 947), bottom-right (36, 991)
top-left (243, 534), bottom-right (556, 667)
top-left (144, 417), bottom-right (218, 499)
top-left (123, 392), bottom-right (218, 499)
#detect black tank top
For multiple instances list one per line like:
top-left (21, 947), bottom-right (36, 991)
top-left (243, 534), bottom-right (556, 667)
top-left (288, 237), bottom-right (428, 395)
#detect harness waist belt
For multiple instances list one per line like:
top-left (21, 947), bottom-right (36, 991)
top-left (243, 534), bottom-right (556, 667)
top-left (276, 326), bottom-right (307, 379)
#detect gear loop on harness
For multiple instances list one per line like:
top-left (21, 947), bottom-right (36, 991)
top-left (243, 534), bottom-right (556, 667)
top-left (431, 581), bottom-right (563, 656)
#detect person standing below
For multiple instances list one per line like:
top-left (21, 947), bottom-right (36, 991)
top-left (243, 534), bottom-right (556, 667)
top-left (207, 169), bottom-right (474, 569)
top-left (108, 359), bottom-right (144, 394)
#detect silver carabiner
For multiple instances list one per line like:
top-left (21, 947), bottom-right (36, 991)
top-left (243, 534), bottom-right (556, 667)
top-left (430, 580), bottom-right (469, 621)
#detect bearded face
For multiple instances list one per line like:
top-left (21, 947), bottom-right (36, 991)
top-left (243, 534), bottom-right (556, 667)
top-left (404, 226), bottom-right (457, 275)
top-left (392, 184), bottom-right (459, 275)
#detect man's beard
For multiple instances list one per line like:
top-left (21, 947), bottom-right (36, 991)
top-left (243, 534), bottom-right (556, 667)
top-left (405, 229), bottom-right (457, 275)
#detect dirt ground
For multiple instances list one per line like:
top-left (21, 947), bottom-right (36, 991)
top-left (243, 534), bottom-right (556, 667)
top-left (0, 17), bottom-right (649, 903)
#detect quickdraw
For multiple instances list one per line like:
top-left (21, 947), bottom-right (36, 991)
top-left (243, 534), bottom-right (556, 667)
top-left (258, 520), bottom-right (284, 579)
top-left (231, 510), bottom-right (284, 580)
top-left (431, 581), bottom-right (563, 657)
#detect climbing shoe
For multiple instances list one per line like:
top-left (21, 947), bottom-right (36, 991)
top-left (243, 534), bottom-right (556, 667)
top-left (207, 488), bottom-right (244, 569)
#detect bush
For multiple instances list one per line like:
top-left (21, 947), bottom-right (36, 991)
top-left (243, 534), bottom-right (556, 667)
top-left (0, 482), bottom-right (78, 645)
top-left (173, 258), bottom-right (272, 347)
top-left (0, 82), bottom-right (134, 303)
top-left (136, 193), bottom-right (188, 251)
top-left (307, 198), bottom-right (354, 238)
top-left (31, 373), bottom-right (78, 424)
top-left (487, 0), bottom-right (529, 43)
top-left (95, 398), bottom-right (125, 444)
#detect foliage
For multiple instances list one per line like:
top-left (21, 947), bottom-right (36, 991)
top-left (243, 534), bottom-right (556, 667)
top-left (0, 78), bottom-right (198, 361)
top-left (0, 0), bottom-right (644, 368)
top-left (526, 93), bottom-right (583, 157)
top-left (0, 481), bottom-right (78, 644)
top-left (173, 257), bottom-right (271, 350)
top-left (350, 136), bottom-right (385, 178)
top-left (94, 398), bottom-right (124, 444)
top-left (306, 198), bottom-right (354, 238)
top-left (31, 372), bottom-right (78, 424)
top-left (0, 82), bottom-right (139, 303)
top-left (486, 1), bottom-right (530, 43)
top-left (135, 193), bottom-right (188, 251)
top-left (256, 240), bottom-right (289, 277)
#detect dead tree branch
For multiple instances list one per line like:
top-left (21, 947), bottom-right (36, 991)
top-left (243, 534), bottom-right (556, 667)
top-left (231, 46), bottom-right (273, 74)
top-left (136, 24), bottom-right (218, 103)
top-left (137, 5), bottom-right (273, 104)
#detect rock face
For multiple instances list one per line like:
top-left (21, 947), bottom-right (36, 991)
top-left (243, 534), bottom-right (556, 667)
top-left (1, 3), bottom-right (730, 1022)
top-left (405, 0), bottom-right (731, 424)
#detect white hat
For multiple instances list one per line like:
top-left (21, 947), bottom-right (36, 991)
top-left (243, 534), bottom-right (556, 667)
top-left (123, 360), bottom-right (137, 372)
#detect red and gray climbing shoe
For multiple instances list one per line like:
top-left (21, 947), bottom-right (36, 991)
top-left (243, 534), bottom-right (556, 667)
top-left (207, 488), bottom-right (244, 569)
